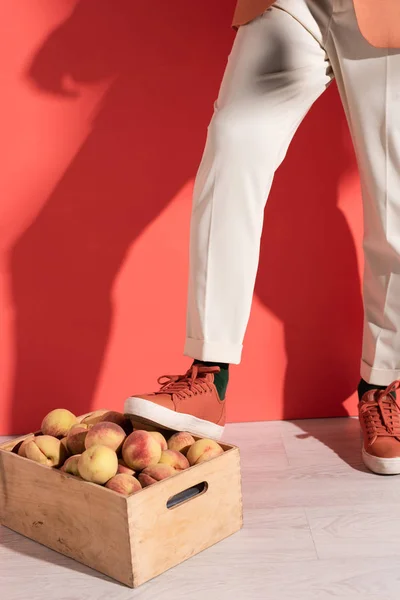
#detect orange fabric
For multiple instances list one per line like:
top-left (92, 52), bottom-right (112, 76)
top-left (232, 0), bottom-right (400, 48)
top-left (232, 0), bottom-right (274, 30)
top-left (353, 0), bottom-right (400, 48)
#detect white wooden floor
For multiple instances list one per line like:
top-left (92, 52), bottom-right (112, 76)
top-left (3, 419), bottom-right (400, 599)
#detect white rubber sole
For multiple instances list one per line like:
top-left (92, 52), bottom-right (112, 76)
top-left (123, 396), bottom-right (225, 440)
top-left (362, 447), bottom-right (400, 475)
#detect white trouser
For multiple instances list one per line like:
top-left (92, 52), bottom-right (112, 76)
top-left (184, 0), bottom-right (400, 385)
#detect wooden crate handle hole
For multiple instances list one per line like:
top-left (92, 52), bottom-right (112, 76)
top-left (166, 481), bottom-right (208, 510)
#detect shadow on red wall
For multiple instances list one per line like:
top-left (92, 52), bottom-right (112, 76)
top-left (256, 85), bottom-right (361, 421)
top-left (9, 0), bottom-right (362, 436)
top-left (254, 82), bottom-right (363, 467)
top-left (10, 0), bottom-right (236, 433)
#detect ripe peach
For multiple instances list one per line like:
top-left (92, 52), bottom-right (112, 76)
top-left (66, 424), bottom-right (89, 455)
top-left (78, 445), bottom-right (118, 484)
top-left (128, 419), bottom-right (160, 432)
top-left (159, 449), bottom-right (189, 471)
top-left (105, 474), bottom-right (142, 495)
top-left (167, 432), bottom-right (195, 456)
top-left (122, 430), bottom-right (162, 471)
top-left (84, 422), bottom-right (126, 453)
top-left (128, 419), bottom-right (170, 436)
top-left (117, 459), bottom-right (135, 476)
top-left (148, 431), bottom-right (168, 451)
top-left (24, 435), bottom-right (68, 467)
top-left (61, 454), bottom-right (81, 476)
top-left (99, 411), bottom-right (133, 434)
top-left (138, 464), bottom-right (177, 488)
top-left (60, 436), bottom-right (70, 457)
top-left (80, 409), bottom-right (109, 426)
top-left (16, 435), bottom-right (35, 457)
top-left (41, 409), bottom-right (77, 438)
top-left (186, 439), bottom-right (224, 466)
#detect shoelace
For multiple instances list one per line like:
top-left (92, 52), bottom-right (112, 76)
top-left (359, 380), bottom-right (400, 445)
top-left (155, 365), bottom-right (220, 400)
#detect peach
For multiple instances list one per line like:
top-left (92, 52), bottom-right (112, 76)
top-left (41, 409), bottom-right (77, 438)
top-left (128, 420), bottom-right (170, 437)
top-left (105, 474), bottom-right (142, 495)
top-left (60, 436), bottom-right (70, 457)
top-left (99, 411), bottom-right (133, 435)
top-left (167, 432), bottom-right (195, 456)
top-left (24, 435), bottom-right (68, 467)
top-left (61, 454), bottom-right (81, 476)
top-left (117, 459), bottom-right (135, 476)
top-left (159, 449), bottom-right (189, 471)
top-left (128, 419), bottom-right (158, 432)
top-left (78, 445), bottom-right (118, 484)
top-left (138, 464), bottom-right (177, 488)
top-left (16, 435), bottom-right (35, 457)
top-left (66, 424), bottom-right (89, 455)
top-left (84, 422), bottom-right (126, 453)
top-left (80, 409), bottom-right (109, 426)
top-left (186, 439), bottom-right (224, 466)
top-left (122, 430), bottom-right (162, 471)
top-left (148, 431), bottom-right (168, 451)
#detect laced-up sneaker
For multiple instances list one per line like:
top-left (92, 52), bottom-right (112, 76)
top-left (124, 365), bottom-right (225, 439)
top-left (358, 379), bottom-right (400, 474)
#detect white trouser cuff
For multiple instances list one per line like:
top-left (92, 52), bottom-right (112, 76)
top-left (360, 360), bottom-right (400, 386)
top-left (184, 337), bottom-right (243, 365)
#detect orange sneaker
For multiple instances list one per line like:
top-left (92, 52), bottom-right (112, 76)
top-left (358, 380), bottom-right (400, 474)
top-left (124, 364), bottom-right (226, 439)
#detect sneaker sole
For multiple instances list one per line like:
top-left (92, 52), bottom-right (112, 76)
top-left (362, 446), bottom-right (400, 475)
top-left (124, 396), bottom-right (225, 440)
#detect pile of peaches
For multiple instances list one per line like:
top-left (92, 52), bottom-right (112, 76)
top-left (14, 408), bottom-right (224, 496)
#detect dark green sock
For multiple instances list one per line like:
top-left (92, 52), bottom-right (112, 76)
top-left (357, 378), bottom-right (396, 401)
top-left (192, 359), bottom-right (229, 400)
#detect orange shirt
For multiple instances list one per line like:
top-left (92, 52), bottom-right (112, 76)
top-left (232, 0), bottom-right (400, 48)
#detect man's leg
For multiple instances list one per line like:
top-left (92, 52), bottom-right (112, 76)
top-left (327, 0), bottom-right (400, 473)
top-left (125, 4), bottom-right (333, 437)
top-left (329, 2), bottom-right (400, 388)
top-left (184, 4), bottom-right (333, 366)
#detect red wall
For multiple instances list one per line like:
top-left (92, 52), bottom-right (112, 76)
top-left (0, 0), bottom-right (363, 436)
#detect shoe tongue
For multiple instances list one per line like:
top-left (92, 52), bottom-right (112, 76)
top-left (192, 365), bottom-right (219, 376)
top-left (377, 390), bottom-right (396, 399)
top-left (194, 370), bottom-right (212, 382)
top-left (361, 389), bottom-right (396, 404)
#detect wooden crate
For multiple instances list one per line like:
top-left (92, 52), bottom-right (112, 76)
top-left (0, 420), bottom-right (243, 588)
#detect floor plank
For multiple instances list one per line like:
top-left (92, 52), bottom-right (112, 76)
top-left (306, 503), bottom-right (400, 559)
